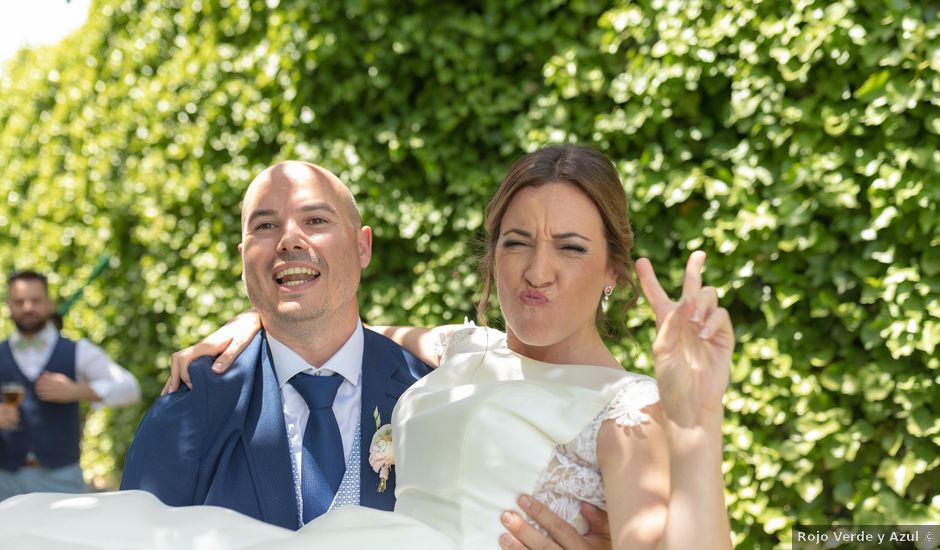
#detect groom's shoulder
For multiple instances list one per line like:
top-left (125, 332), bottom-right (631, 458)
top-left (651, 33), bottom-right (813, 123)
top-left (160, 333), bottom-right (265, 412)
top-left (190, 334), bottom-right (265, 393)
top-left (363, 328), bottom-right (432, 379)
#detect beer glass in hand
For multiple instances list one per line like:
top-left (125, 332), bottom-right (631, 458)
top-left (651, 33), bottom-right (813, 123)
top-left (1, 383), bottom-right (25, 431)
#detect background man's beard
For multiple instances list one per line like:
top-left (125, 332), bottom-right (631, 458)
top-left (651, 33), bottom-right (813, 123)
top-left (14, 316), bottom-right (48, 335)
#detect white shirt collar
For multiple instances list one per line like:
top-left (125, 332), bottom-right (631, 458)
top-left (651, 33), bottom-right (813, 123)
top-left (266, 320), bottom-right (364, 389)
top-left (9, 322), bottom-right (58, 351)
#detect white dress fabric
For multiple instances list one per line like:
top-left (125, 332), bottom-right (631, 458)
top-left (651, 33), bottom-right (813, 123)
top-left (0, 327), bottom-right (659, 550)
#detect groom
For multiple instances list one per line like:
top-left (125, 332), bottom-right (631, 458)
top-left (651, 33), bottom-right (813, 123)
top-left (121, 161), bottom-right (430, 529)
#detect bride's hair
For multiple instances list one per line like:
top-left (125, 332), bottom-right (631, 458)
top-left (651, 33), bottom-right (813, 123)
top-left (475, 144), bottom-right (639, 331)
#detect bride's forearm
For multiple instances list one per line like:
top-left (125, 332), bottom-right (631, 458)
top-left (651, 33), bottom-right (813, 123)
top-left (657, 418), bottom-right (731, 550)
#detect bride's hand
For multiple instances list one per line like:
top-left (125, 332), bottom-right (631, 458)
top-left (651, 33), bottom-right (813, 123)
top-left (162, 309), bottom-right (263, 395)
top-left (636, 251), bottom-right (734, 429)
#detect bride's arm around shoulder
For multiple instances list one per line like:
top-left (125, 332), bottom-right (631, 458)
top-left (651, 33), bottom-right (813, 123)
top-left (369, 324), bottom-right (468, 368)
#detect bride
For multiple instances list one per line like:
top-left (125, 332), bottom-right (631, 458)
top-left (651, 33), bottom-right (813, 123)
top-left (0, 145), bottom-right (733, 549)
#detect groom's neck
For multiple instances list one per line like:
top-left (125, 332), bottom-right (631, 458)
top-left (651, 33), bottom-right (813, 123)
top-left (263, 310), bottom-right (359, 367)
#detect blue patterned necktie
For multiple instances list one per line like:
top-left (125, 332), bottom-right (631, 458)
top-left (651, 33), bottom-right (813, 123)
top-left (288, 372), bottom-right (346, 523)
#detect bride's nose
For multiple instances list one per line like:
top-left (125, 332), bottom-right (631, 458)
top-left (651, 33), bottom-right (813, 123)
top-left (523, 244), bottom-right (555, 288)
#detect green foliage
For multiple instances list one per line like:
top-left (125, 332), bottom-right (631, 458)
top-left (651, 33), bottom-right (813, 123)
top-left (1, 0), bottom-right (937, 546)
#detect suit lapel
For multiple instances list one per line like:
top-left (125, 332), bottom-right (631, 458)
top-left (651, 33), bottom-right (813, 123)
top-left (358, 330), bottom-right (409, 511)
top-left (242, 332), bottom-right (301, 529)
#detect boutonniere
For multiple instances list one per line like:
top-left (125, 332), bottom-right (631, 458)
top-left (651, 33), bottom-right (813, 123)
top-left (369, 406), bottom-right (394, 493)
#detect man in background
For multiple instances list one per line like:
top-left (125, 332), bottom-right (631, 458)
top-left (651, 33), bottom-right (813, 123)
top-left (0, 270), bottom-right (140, 501)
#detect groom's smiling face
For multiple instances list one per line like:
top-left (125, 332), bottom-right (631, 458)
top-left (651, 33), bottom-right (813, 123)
top-left (239, 161), bottom-right (372, 328)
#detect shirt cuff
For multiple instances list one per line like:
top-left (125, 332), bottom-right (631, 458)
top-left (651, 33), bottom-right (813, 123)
top-left (87, 379), bottom-right (140, 408)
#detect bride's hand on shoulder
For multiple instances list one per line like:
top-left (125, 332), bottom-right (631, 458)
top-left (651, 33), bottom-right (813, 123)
top-left (636, 251), bottom-right (734, 429)
top-left (162, 309), bottom-right (263, 395)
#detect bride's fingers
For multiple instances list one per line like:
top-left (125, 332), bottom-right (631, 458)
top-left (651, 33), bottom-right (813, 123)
top-left (691, 287), bottom-right (719, 323)
top-left (651, 300), bottom-right (691, 357)
top-left (163, 352), bottom-right (186, 396)
top-left (211, 336), bottom-right (250, 373)
top-left (177, 346), bottom-right (204, 388)
top-left (636, 257), bottom-right (671, 316)
top-left (698, 307), bottom-right (732, 341)
top-left (681, 251), bottom-right (707, 302)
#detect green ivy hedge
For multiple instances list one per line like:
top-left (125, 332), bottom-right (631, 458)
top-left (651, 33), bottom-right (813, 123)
top-left (1, 0), bottom-right (937, 546)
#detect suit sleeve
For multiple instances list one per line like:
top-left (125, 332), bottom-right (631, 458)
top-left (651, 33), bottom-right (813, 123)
top-left (119, 359), bottom-right (212, 505)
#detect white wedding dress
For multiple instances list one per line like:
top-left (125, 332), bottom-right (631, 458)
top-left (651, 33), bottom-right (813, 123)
top-left (0, 327), bottom-right (659, 550)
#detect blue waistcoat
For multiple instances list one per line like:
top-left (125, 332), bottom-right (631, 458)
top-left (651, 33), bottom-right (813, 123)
top-left (0, 336), bottom-right (81, 471)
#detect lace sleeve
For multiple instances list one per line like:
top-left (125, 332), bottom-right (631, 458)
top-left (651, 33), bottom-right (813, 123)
top-left (435, 319), bottom-right (478, 365)
top-left (528, 374), bottom-right (661, 536)
top-left (601, 376), bottom-right (660, 427)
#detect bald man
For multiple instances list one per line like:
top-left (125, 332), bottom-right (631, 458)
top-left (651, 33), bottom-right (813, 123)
top-left (121, 162), bottom-right (431, 530)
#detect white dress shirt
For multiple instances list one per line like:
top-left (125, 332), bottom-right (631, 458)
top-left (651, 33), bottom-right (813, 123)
top-left (7, 322), bottom-right (141, 408)
top-left (267, 321), bottom-right (364, 487)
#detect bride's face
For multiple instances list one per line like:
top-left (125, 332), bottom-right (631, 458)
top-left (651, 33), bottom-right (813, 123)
top-left (495, 182), bottom-right (616, 361)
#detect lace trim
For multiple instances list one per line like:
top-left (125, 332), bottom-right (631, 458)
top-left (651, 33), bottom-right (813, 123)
top-left (603, 376), bottom-right (661, 427)
top-left (529, 376), bottom-right (660, 535)
top-left (435, 320), bottom-right (477, 364)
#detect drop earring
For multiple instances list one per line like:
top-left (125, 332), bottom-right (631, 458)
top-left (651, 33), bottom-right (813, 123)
top-left (601, 285), bottom-right (614, 313)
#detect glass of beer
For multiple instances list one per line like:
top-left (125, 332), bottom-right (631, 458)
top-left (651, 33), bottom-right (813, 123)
top-left (1, 382), bottom-right (25, 431)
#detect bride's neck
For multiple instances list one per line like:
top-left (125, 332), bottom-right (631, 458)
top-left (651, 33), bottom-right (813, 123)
top-left (506, 327), bottom-right (620, 369)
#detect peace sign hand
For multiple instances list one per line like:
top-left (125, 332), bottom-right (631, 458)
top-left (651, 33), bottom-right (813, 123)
top-left (636, 251), bottom-right (734, 428)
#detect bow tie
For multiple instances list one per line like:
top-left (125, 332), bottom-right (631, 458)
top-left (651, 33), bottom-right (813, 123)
top-left (13, 337), bottom-right (45, 352)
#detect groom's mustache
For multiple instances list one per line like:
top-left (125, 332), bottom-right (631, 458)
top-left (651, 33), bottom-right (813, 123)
top-left (276, 251), bottom-right (325, 267)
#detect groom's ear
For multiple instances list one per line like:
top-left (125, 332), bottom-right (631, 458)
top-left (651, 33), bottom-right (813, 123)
top-left (237, 242), bottom-right (246, 283)
top-left (358, 226), bottom-right (373, 269)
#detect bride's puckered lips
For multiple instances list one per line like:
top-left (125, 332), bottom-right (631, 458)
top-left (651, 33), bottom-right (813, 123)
top-left (519, 289), bottom-right (548, 306)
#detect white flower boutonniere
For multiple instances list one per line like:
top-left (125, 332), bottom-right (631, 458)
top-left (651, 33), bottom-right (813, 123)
top-left (369, 406), bottom-right (394, 493)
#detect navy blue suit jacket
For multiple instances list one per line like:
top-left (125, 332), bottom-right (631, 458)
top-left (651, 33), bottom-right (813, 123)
top-left (121, 329), bottom-right (431, 530)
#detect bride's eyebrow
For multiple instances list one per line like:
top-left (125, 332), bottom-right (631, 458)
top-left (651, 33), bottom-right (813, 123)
top-left (502, 228), bottom-right (532, 238)
top-left (501, 228), bottom-right (592, 241)
top-left (551, 232), bottom-right (591, 241)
